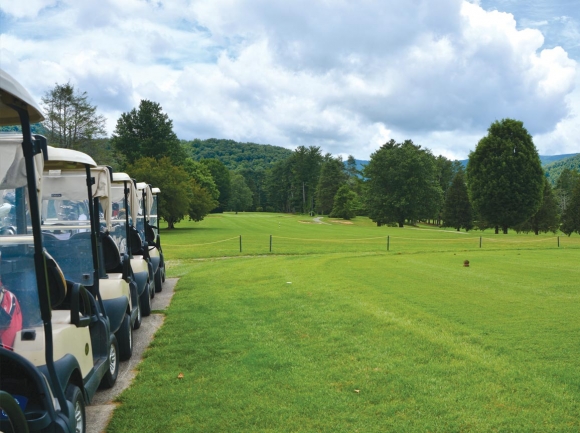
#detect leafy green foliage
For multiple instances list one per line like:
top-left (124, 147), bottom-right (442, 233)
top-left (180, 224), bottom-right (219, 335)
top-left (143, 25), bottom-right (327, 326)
top-left (364, 139), bottom-right (442, 227)
top-left (316, 156), bottom-right (347, 215)
top-left (228, 172), bottom-right (254, 212)
top-left (442, 170), bottom-right (473, 231)
top-left (183, 138), bottom-right (293, 171)
top-left (561, 178), bottom-right (580, 236)
top-left (329, 185), bottom-right (358, 220)
top-left (554, 168), bottom-right (580, 215)
top-left (183, 158), bottom-right (219, 201)
top-left (200, 159), bottom-right (231, 213)
top-left (126, 157), bottom-right (189, 228)
top-left (112, 100), bottom-right (186, 167)
top-left (41, 82), bottom-right (107, 150)
top-left (514, 178), bottom-right (559, 235)
top-left (467, 119), bottom-right (544, 234)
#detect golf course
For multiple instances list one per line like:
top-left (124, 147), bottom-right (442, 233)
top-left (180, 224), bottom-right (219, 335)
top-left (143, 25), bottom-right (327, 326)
top-left (106, 213), bottom-right (580, 432)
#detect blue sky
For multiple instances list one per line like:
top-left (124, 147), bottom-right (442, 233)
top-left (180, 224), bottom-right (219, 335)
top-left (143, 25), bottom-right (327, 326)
top-left (1, 0), bottom-right (578, 160)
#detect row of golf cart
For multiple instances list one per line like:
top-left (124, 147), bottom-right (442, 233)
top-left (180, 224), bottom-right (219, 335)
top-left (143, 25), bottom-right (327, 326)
top-left (0, 69), bottom-right (166, 432)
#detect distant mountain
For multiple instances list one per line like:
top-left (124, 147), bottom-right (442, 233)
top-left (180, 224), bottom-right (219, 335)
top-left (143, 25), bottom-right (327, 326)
top-left (459, 153), bottom-right (578, 168)
top-left (544, 154), bottom-right (580, 184)
top-left (182, 138), bottom-right (293, 171)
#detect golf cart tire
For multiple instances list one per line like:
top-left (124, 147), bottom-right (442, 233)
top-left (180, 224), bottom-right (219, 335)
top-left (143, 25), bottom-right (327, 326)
top-left (154, 267), bottom-right (163, 293)
top-left (100, 334), bottom-right (119, 389)
top-left (116, 313), bottom-right (133, 361)
top-left (140, 281), bottom-right (152, 317)
top-left (65, 384), bottom-right (86, 433)
top-left (133, 301), bottom-right (142, 330)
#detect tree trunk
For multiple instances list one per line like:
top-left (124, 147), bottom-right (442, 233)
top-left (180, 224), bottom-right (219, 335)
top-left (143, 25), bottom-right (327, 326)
top-left (495, 225), bottom-right (499, 234)
top-left (377, 221), bottom-right (382, 227)
top-left (502, 225), bottom-right (508, 234)
top-left (398, 220), bottom-right (404, 227)
top-left (167, 220), bottom-right (175, 229)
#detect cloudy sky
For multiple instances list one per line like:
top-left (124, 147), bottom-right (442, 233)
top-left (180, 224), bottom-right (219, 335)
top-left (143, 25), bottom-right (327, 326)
top-left (1, 0), bottom-right (579, 160)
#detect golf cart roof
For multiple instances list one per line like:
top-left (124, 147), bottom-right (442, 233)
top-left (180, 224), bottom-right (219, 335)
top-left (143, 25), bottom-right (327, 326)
top-left (135, 182), bottom-right (148, 191)
top-left (0, 68), bottom-right (45, 126)
top-left (46, 145), bottom-right (97, 168)
top-left (151, 187), bottom-right (160, 194)
top-left (112, 172), bottom-right (132, 182)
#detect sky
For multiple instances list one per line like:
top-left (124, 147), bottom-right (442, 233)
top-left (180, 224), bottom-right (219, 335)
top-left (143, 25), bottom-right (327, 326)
top-left (1, 0), bottom-right (579, 160)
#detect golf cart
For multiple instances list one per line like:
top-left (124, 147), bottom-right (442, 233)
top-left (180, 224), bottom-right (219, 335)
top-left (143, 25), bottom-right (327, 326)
top-left (0, 69), bottom-right (115, 432)
top-left (41, 148), bottom-right (136, 361)
top-left (135, 183), bottom-right (165, 293)
top-left (110, 174), bottom-right (154, 317)
top-left (150, 187), bottom-right (165, 288)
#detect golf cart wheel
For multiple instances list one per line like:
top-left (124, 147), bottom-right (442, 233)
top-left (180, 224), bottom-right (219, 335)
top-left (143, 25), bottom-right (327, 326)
top-left (154, 267), bottom-right (163, 293)
top-left (65, 384), bottom-right (86, 433)
top-left (140, 281), bottom-right (152, 317)
top-left (161, 265), bottom-right (165, 282)
top-left (100, 334), bottom-right (119, 389)
top-left (133, 301), bottom-right (142, 330)
top-left (116, 313), bottom-right (133, 361)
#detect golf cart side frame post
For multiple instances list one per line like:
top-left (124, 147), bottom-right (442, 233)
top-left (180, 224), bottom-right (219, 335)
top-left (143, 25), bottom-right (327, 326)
top-left (15, 106), bottom-right (70, 417)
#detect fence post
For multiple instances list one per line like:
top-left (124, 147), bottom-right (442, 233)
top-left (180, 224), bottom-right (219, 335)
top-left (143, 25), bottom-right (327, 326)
top-left (387, 235), bottom-right (390, 251)
top-left (270, 235), bottom-right (272, 252)
top-left (558, 236), bottom-right (560, 248)
top-left (240, 235), bottom-right (242, 253)
top-left (480, 236), bottom-right (482, 248)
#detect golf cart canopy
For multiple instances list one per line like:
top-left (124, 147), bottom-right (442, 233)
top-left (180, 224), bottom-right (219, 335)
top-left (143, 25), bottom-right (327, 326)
top-left (0, 69), bottom-right (44, 126)
top-left (0, 133), bottom-right (44, 196)
top-left (151, 187), bottom-right (160, 194)
top-left (46, 145), bottom-right (97, 168)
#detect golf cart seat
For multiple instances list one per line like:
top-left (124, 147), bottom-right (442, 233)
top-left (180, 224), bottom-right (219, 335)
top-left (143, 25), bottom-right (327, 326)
top-left (101, 232), bottom-right (121, 273)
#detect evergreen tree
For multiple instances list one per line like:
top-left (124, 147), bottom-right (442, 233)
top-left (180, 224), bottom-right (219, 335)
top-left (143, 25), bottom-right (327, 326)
top-left (330, 185), bottom-right (357, 220)
top-left (316, 156), bottom-right (347, 215)
top-left (514, 177), bottom-right (559, 235)
top-left (554, 168), bottom-right (580, 215)
top-left (112, 100), bottom-right (186, 167)
top-left (467, 119), bottom-right (544, 234)
top-left (200, 159), bottom-right (231, 213)
top-left (561, 178), bottom-right (580, 236)
top-left (442, 170), bottom-right (473, 231)
top-left (41, 82), bottom-right (107, 150)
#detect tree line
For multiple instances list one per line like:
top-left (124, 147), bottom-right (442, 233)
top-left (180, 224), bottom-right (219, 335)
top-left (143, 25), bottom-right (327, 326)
top-left (31, 82), bottom-right (580, 235)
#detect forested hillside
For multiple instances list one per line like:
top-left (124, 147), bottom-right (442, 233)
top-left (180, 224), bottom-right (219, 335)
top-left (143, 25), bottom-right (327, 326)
top-left (544, 154), bottom-right (580, 184)
top-left (182, 138), bottom-right (293, 171)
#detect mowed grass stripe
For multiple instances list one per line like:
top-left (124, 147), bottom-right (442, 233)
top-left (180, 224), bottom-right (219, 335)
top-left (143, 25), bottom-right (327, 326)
top-left (107, 215), bottom-right (580, 432)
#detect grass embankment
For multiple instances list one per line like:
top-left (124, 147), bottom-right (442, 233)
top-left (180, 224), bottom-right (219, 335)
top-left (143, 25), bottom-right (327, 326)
top-left (107, 214), bottom-right (580, 432)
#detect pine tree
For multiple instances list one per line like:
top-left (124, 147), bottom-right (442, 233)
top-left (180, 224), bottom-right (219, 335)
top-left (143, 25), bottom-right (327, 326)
top-left (514, 178), bottom-right (560, 235)
top-left (561, 179), bottom-right (580, 236)
top-left (442, 170), bottom-right (473, 231)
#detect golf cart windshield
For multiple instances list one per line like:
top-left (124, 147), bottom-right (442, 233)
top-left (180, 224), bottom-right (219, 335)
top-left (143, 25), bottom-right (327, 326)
top-left (109, 183), bottom-right (131, 255)
top-left (150, 194), bottom-right (158, 235)
top-left (0, 137), bottom-right (43, 337)
top-left (41, 170), bottom-right (93, 286)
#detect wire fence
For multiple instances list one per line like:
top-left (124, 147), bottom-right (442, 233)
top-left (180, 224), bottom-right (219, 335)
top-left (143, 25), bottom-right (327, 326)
top-left (167, 233), bottom-right (580, 259)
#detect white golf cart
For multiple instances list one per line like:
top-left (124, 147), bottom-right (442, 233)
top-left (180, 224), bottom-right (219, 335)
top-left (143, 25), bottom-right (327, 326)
top-left (135, 183), bottom-right (165, 293)
top-left (0, 69), bottom-right (115, 432)
top-left (41, 148), bottom-right (136, 362)
top-left (109, 174), bottom-right (154, 317)
top-left (150, 187), bottom-right (165, 288)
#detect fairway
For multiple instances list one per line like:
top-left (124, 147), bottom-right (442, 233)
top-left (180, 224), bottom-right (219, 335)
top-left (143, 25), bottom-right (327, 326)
top-left (107, 214), bottom-right (580, 432)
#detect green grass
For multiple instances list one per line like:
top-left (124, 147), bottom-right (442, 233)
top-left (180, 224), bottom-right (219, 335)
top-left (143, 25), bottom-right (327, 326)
top-left (107, 214), bottom-right (580, 432)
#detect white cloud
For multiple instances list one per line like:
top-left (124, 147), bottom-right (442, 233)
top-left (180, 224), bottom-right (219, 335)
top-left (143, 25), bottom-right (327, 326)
top-left (1, 0), bottom-right (577, 159)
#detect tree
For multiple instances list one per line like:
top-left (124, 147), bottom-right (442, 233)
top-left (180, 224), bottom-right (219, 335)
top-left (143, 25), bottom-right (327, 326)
top-left (434, 156), bottom-right (462, 225)
top-left (112, 100), bottom-right (186, 167)
top-left (364, 139), bottom-right (442, 227)
top-left (554, 168), bottom-right (580, 215)
top-left (265, 159), bottom-right (293, 212)
top-left (442, 170), bottom-right (473, 231)
top-left (514, 177), bottom-right (559, 235)
top-left (560, 178), bottom-right (580, 236)
top-left (41, 82), bottom-right (106, 150)
top-left (200, 159), bottom-right (231, 213)
top-left (126, 157), bottom-right (192, 229)
top-left (289, 146), bottom-right (323, 213)
top-left (330, 185), bottom-right (358, 220)
top-left (467, 119), bottom-right (544, 234)
top-left (316, 156), bottom-right (347, 215)
top-left (183, 158), bottom-right (220, 201)
top-left (228, 172), bottom-right (253, 213)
